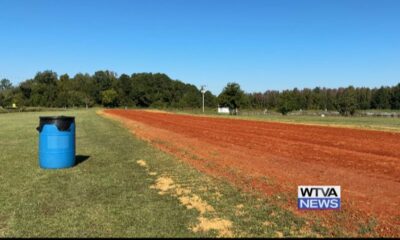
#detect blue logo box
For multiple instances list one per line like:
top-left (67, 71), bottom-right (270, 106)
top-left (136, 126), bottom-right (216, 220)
top-left (298, 186), bottom-right (341, 210)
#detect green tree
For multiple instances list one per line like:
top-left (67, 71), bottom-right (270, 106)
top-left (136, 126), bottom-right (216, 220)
top-left (264, 90), bottom-right (279, 109)
top-left (100, 89), bottom-right (119, 107)
top-left (218, 83), bottom-right (246, 112)
top-left (0, 79), bottom-right (12, 91)
top-left (277, 90), bottom-right (297, 115)
top-left (371, 87), bottom-right (391, 109)
top-left (0, 78), bottom-right (13, 107)
top-left (93, 70), bottom-right (117, 104)
top-left (324, 88), bottom-right (337, 110)
top-left (390, 83), bottom-right (400, 109)
top-left (130, 73), bottom-right (153, 107)
top-left (117, 74), bottom-right (134, 106)
top-left (18, 79), bottom-right (34, 106)
top-left (0, 90), bottom-right (14, 107)
top-left (291, 88), bottom-right (303, 110)
top-left (356, 87), bottom-right (371, 110)
top-left (31, 71), bottom-right (58, 107)
top-left (73, 73), bottom-right (95, 108)
top-left (248, 92), bottom-right (267, 109)
top-left (0, 87), bottom-right (14, 107)
top-left (335, 86), bottom-right (357, 116)
top-left (178, 85), bottom-right (201, 108)
top-left (55, 73), bottom-right (71, 107)
top-left (204, 90), bottom-right (217, 107)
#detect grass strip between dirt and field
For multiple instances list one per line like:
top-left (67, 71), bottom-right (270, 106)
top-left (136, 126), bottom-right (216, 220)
top-left (1, 109), bottom-right (360, 237)
top-left (164, 108), bottom-right (400, 132)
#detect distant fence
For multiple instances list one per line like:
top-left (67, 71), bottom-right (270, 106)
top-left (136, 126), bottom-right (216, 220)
top-left (235, 109), bottom-right (400, 118)
top-left (0, 107), bottom-right (68, 114)
top-left (358, 112), bottom-right (400, 118)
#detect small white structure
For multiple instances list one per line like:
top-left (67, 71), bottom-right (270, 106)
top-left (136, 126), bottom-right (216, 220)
top-left (218, 107), bottom-right (230, 114)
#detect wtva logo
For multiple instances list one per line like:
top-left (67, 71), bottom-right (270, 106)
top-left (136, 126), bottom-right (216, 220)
top-left (298, 186), bottom-right (341, 210)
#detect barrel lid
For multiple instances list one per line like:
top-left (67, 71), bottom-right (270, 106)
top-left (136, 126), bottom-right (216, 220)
top-left (37, 116), bottom-right (75, 132)
top-left (39, 116), bottom-right (75, 120)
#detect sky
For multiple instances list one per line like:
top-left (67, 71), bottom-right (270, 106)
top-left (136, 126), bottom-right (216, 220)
top-left (0, 0), bottom-right (399, 94)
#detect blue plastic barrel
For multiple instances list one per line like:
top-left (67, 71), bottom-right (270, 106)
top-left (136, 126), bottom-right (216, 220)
top-left (37, 116), bottom-right (75, 169)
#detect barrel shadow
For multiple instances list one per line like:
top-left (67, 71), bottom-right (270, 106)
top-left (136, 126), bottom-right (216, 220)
top-left (75, 155), bottom-right (90, 166)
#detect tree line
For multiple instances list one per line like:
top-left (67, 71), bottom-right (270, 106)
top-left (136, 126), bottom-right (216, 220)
top-left (1, 70), bottom-right (399, 116)
top-left (244, 84), bottom-right (400, 115)
top-left (213, 82), bottom-right (400, 115)
top-left (0, 70), bottom-right (217, 109)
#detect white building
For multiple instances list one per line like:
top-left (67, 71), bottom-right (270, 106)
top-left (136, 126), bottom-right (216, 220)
top-left (217, 106), bottom-right (230, 114)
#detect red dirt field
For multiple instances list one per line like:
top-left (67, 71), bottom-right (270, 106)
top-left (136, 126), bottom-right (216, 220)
top-left (103, 109), bottom-right (400, 236)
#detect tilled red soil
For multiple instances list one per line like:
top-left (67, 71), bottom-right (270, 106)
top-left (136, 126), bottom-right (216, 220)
top-left (103, 109), bottom-right (400, 236)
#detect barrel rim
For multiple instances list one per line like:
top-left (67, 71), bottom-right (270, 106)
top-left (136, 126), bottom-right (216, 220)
top-left (39, 116), bottom-right (75, 121)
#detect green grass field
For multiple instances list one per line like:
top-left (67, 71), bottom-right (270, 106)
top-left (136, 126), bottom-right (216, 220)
top-left (0, 109), bottom-right (339, 237)
top-left (170, 108), bottom-right (400, 132)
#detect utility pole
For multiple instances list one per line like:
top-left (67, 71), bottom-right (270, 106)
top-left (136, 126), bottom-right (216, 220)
top-left (200, 85), bottom-right (206, 113)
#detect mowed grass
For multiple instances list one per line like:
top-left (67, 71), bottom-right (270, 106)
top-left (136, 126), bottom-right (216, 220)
top-left (0, 109), bottom-right (345, 237)
top-left (169, 108), bottom-right (400, 132)
top-left (0, 110), bottom-right (199, 237)
top-left (239, 114), bottom-right (400, 132)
